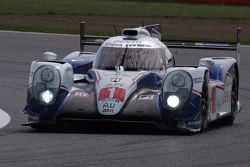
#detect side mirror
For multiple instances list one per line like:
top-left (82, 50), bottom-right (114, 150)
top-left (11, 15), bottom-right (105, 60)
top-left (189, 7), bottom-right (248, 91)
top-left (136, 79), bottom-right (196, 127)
top-left (199, 58), bottom-right (215, 68)
top-left (42, 52), bottom-right (58, 61)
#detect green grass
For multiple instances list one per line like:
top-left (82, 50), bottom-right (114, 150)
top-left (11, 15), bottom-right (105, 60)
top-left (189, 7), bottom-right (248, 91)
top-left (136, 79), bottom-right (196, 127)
top-left (0, 0), bottom-right (250, 19)
top-left (1, 0), bottom-right (250, 44)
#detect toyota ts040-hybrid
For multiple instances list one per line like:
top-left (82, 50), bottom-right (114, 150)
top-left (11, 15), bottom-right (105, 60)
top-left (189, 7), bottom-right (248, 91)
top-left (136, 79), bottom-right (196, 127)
top-left (22, 22), bottom-right (241, 133)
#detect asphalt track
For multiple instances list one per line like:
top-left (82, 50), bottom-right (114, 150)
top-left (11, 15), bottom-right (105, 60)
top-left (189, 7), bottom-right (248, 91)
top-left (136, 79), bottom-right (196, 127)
top-left (0, 31), bottom-right (250, 167)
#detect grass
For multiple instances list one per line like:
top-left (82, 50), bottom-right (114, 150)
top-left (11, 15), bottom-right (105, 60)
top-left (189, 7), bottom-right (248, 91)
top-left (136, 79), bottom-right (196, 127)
top-left (0, 0), bottom-right (250, 44)
top-left (0, 0), bottom-right (250, 20)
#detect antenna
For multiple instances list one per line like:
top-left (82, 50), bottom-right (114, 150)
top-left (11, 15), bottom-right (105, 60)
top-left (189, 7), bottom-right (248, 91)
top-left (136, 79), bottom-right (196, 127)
top-left (80, 22), bottom-right (85, 52)
top-left (113, 24), bottom-right (118, 36)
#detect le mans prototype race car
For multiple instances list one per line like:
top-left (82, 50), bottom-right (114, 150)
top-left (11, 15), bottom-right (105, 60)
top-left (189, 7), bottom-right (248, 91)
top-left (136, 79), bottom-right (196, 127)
top-left (23, 22), bottom-right (241, 133)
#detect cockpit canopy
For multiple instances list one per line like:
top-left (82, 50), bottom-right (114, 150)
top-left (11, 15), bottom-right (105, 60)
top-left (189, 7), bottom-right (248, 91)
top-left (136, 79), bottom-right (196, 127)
top-left (93, 47), bottom-right (165, 71)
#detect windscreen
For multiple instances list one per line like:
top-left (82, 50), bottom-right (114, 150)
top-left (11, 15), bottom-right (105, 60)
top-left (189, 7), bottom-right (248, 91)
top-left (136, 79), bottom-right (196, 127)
top-left (94, 47), bottom-right (165, 71)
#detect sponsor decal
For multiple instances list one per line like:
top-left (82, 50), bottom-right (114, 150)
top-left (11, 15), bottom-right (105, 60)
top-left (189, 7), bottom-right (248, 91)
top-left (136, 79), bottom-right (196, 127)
top-left (102, 109), bottom-right (113, 113)
top-left (138, 95), bottom-right (154, 100)
top-left (98, 87), bottom-right (126, 102)
top-left (194, 77), bottom-right (203, 83)
top-left (187, 120), bottom-right (201, 126)
top-left (105, 43), bottom-right (122, 47)
top-left (74, 91), bottom-right (90, 98)
top-left (102, 103), bottom-right (115, 113)
top-left (105, 40), bottom-right (152, 48)
top-left (113, 40), bottom-right (142, 44)
top-left (126, 44), bottom-right (152, 48)
top-left (103, 103), bottom-right (115, 108)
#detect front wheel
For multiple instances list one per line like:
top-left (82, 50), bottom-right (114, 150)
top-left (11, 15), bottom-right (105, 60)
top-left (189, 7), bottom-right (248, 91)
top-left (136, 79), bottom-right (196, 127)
top-left (30, 122), bottom-right (65, 131)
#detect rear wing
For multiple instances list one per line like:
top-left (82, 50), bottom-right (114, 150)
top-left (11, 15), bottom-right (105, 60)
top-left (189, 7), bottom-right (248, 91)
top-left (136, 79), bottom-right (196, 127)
top-left (80, 22), bottom-right (241, 64)
top-left (80, 22), bottom-right (109, 52)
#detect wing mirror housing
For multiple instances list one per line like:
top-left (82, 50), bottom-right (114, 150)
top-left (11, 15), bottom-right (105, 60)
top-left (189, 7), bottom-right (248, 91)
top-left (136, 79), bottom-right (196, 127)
top-left (199, 58), bottom-right (215, 68)
top-left (42, 52), bottom-right (58, 61)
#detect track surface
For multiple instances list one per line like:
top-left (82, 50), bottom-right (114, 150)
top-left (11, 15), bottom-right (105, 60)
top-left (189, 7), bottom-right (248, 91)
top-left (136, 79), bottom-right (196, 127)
top-left (0, 31), bottom-right (250, 167)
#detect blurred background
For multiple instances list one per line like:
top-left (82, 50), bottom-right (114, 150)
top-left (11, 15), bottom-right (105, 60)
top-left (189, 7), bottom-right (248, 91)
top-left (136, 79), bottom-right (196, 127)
top-left (0, 0), bottom-right (249, 43)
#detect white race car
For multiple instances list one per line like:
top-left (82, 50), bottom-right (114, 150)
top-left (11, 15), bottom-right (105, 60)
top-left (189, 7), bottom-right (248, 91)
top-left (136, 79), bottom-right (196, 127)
top-left (23, 22), bottom-right (241, 133)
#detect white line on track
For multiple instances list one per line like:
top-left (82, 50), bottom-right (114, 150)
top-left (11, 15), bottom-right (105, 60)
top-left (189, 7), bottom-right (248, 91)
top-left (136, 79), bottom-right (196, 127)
top-left (0, 109), bottom-right (11, 129)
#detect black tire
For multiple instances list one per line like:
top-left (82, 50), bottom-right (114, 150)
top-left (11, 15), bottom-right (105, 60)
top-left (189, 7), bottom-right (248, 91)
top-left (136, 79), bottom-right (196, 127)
top-left (222, 68), bottom-right (238, 125)
top-left (30, 122), bottom-right (65, 131)
top-left (30, 124), bottom-right (46, 130)
top-left (200, 73), bottom-right (209, 133)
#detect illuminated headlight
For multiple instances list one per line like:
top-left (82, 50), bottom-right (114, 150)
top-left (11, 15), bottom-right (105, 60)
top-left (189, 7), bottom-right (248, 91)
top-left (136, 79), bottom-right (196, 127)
top-left (40, 90), bottom-right (54, 104)
top-left (32, 65), bottom-right (60, 106)
top-left (167, 95), bottom-right (180, 108)
top-left (163, 70), bottom-right (193, 110)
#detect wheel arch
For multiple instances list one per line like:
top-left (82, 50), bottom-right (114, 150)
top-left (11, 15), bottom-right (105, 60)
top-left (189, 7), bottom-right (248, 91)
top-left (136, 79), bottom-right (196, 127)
top-left (229, 63), bottom-right (239, 100)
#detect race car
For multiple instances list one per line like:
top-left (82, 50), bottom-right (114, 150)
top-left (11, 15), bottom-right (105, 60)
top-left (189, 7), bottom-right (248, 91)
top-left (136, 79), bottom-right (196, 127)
top-left (22, 22), bottom-right (241, 133)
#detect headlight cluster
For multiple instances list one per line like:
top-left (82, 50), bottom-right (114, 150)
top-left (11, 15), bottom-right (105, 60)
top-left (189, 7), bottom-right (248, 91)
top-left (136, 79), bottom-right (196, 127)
top-left (163, 70), bottom-right (193, 110)
top-left (33, 65), bottom-right (60, 105)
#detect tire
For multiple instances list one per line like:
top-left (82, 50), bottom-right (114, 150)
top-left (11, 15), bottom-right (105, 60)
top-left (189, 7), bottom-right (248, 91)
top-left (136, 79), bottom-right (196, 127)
top-left (30, 122), bottom-right (65, 131)
top-left (200, 73), bottom-right (209, 133)
top-left (30, 124), bottom-right (46, 130)
top-left (222, 68), bottom-right (238, 125)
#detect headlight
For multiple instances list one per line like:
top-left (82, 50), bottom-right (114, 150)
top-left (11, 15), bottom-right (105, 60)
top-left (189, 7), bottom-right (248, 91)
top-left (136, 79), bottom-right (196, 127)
top-left (172, 72), bottom-right (185, 87)
top-left (163, 70), bottom-right (193, 110)
top-left (167, 95), bottom-right (180, 108)
top-left (39, 90), bottom-right (54, 105)
top-left (33, 65), bottom-right (60, 106)
top-left (41, 68), bottom-right (54, 82)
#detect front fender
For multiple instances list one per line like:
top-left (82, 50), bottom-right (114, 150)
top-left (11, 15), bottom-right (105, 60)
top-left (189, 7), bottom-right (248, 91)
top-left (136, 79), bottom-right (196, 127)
top-left (160, 66), bottom-right (208, 121)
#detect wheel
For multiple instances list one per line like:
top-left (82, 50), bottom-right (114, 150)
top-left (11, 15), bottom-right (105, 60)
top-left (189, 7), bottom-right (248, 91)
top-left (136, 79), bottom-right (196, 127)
top-left (30, 124), bottom-right (46, 130)
top-left (222, 68), bottom-right (238, 125)
top-left (200, 73), bottom-right (209, 133)
top-left (30, 122), bottom-right (65, 131)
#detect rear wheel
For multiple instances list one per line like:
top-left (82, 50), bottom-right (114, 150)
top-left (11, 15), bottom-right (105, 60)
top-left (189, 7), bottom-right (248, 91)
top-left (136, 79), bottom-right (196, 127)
top-left (200, 73), bottom-right (209, 133)
top-left (222, 68), bottom-right (238, 125)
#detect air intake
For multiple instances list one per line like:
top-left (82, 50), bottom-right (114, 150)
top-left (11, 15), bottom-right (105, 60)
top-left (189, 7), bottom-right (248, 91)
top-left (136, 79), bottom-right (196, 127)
top-left (122, 28), bottom-right (150, 39)
top-left (123, 30), bottom-right (138, 36)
